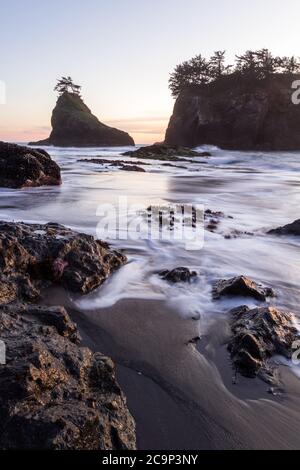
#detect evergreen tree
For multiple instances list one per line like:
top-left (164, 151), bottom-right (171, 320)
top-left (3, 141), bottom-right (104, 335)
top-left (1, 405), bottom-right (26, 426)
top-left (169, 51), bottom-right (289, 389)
top-left (54, 77), bottom-right (82, 95)
top-left (210, 51), bottom-right (232, 78)
top-left (235, 50), bottom-right (258, 77)
top-left (254, 49), bottom-right (277, 78)
top-left (280, 56), bottom-right (300, 74)
top-left (169, 55), bottom-right (211, 97)
top-left (169, 49), bottom-right (300, 97)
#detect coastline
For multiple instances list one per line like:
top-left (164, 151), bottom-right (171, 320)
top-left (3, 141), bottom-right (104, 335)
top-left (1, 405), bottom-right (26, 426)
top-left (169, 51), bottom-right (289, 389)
top-left (1, 143), bottom-right (300, 450)
top-left (42, 290), bottom-right (300, 450)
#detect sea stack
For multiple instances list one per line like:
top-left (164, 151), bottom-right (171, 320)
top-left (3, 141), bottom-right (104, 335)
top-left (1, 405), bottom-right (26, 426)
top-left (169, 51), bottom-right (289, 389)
top-left (165, 75), bottom-right (300, 151)
top-left (29, 92), bottom-right (135, 147)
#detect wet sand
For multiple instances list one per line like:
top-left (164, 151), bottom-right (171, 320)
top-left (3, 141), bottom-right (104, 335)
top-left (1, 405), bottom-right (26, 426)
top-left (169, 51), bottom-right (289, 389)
top-left (43, 290), bottom-right (300, 450)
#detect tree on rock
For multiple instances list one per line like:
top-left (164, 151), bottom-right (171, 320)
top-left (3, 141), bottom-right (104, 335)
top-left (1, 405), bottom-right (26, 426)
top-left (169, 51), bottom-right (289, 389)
top-left (235, 50), bottom-right (258, 77)
top-left (210, 51), bottom-right (232, 79)
top-left (280, 56), bottom-right (300, 75)
top-left (169, 54), bottom-right (211, 97)
top-left (54, 77), bottom-right (82, 96)
top-left (169, 49), bottom-right (300, 97)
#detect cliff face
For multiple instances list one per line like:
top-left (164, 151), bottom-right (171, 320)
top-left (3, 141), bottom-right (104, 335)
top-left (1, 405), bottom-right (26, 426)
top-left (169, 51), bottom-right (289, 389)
top-left (30, 92), bottom-right (134, 147)
top-left (165, 75), bottom-right (300, 151)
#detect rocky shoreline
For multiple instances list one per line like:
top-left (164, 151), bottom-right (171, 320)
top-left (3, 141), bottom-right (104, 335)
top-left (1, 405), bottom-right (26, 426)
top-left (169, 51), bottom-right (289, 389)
top-left (0, 221), bottom-right (136, 450)
top-left (156, 217), bottom-right (300, 389)
top-left (1, 140), bottom-right (300, 449)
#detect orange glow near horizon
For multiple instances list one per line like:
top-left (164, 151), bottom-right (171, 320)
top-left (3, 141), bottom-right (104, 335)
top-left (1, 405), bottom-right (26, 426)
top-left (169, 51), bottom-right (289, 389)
top-left (0, 117), bottom-right (169, 145)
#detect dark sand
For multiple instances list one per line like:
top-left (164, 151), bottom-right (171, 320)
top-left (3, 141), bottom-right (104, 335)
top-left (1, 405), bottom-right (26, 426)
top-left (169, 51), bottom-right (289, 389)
top-left (42, 289), bottom-right (300, 450)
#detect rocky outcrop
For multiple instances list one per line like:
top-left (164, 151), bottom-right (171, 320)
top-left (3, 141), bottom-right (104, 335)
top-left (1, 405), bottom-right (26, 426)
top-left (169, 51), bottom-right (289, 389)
top-left (159, 267), bottom-right (197, 283)
top-left (0, 221), bottom-right (135, 449)
top-left (78, 158), bottom-right (146, 173)
top-left (0, 221), bottom-right (127, 301)
top-left (165, 75), bottom-right (300, 150)
top-left (0, 303), bottom-right (136, 450)
top-left (268, 219), bottom-right (300, 236)
top-left (213, 276), bottom-right (274, 301)
top-left (123, 144), bottom-right (211, 161)
top-left (0, 142), bottom-right (61, 189)
top-left (29, 92), bottom-right (134, 148)
top-left (228, 306), bottom-right (299, 384)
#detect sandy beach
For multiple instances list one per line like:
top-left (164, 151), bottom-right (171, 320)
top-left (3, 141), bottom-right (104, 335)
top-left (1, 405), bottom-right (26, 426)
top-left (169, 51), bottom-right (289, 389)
top-left (41, 287), bottom-right (300, 450)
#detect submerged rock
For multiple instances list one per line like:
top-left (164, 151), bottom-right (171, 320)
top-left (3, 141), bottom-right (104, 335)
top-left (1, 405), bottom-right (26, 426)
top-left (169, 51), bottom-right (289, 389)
top-left (213, 276), bottom-right (274, 301)
top-left (159, 267), bottom-right (197, 283)
top-left (228, 305), bottom-right (299, 383)
top-left (78, 158), bottom-right (146, 173)
top-left (0, 142), bottom-right (61, 189)
top-left (78, 158), bottom-right (150, 166)
top-left (0, 303), bottom-right (136, 450)
top-left (119, 164), bottom-right (145, 172)
top-left (268, 219), bottom-right (300, 236)
top-left (29, 92), bottom-right (134, 147)
top-left (0, 221), bottom-right (126, 300)
top-left (123, 144), bottom-right (210, 161)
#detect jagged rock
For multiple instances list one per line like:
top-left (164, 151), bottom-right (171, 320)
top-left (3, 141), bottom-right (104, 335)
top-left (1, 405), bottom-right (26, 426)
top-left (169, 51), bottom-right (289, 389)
top-left (0, 142), bottom-right (61, 189)
top-left (159, 267), bottom-right (197, 283)
top-left (0, 221), bottom-right (126, 300)
top-left (213, 276), bottom-right (274, 301)
top-left (123, 144), bottom-right (210, 161)
top-left (268, 219), bottom-right (300, 236)
top-left (0, 303), bottom-right (136, 450)
top-left (119, 164), bottom-right (145, 172)
top-left (29, 92), bottom-right (134, 147)
top-left (228, 305), bottom-right (299, 383)
top-left (205, 209), bottom-right (225, 219)
top-left (204, 209), bottom-right (233, 233)
top-left (224, 229), bottom-right (254, 240)
top-left (165, 75), bottom-right (300, 150)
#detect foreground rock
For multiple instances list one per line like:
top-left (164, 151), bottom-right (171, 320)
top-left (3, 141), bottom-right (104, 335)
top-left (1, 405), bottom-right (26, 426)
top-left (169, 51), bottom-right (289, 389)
top-left (123, 144), bottom-right (211, 161)
top-left (213, 276), bottom-right (274, 301)
top-left (0, 303), bottom-right (136, 450)
top-left (0, 142), bottom-right (61, 189)
top-left (159, 267), bottom-right (197, 283)
top-left (29, 92), bottom-right (134, 147)
top-left (165, 75), bottom-right (300, 150)
top-left (0, 221), bottom-right (127, 301)
top-left (228, 306), bottom-right (299, 384)
top-left (268, 219), bottom-right (300, 236)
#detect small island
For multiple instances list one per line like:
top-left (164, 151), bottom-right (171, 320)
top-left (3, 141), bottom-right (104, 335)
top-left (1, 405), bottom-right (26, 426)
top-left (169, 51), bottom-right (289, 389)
top-left (165, 49), bottom-right (300, 150)
top-left (30, 77), bottom-right (135, 148)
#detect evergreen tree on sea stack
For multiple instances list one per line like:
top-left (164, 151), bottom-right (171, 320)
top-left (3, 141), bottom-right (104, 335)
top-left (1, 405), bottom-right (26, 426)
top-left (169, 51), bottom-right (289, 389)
top-left (54, 76), bottom-right (82, 96)
top-left (169, 49), bottom-right (300, 97)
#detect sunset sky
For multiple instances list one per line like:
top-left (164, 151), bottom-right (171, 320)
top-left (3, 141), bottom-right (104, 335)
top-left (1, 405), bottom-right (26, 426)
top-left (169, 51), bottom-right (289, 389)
top-left (1, 0), bottom-right (300, 144)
